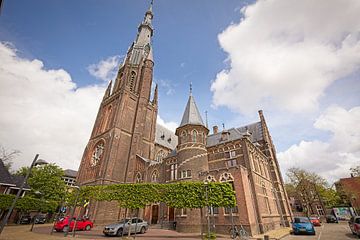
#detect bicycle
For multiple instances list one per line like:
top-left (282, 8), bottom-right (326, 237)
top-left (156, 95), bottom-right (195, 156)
top-left (229, 225), bottom-right (249, 240)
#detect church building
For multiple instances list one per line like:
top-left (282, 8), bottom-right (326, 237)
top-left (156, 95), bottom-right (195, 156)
top-left (76, 3), bottom-right (292, 235)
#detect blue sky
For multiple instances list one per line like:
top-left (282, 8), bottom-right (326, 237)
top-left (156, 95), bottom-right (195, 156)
top-left (0, 0), bottom-right (359, 182)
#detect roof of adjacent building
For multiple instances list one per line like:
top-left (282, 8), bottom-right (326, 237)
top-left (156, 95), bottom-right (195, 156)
top-left (0, 159), bottom-right (15, 186)
top-left (63, 169), bottom-right (77, 178)
top-left (179, 95), bottom-right (204, 127)
top-left (206, 122), bottom-right (263, 147)
top-left (12, 175), bottom-right (30, 189)
top-left (155, 124), bottom-right (178, 150)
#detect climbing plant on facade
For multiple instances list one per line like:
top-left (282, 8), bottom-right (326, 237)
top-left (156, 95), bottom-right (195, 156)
top-left (77, 182), bottom-right (236, 210)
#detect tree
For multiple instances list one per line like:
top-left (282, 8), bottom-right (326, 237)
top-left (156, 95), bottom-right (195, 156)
top-left (0, 145), bottom-right (20, 171)
top-left (14, 166), bottom-right (30, 177)
top-left (27, 164), bottom-right (66, 202)
top-left (286, 168), bottom-right (332, 216)
top-left (350, 166), bottom-right (360, 177)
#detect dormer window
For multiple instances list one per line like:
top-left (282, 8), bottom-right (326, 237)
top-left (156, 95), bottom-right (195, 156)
top-left (167, 138), bottom-right (172, 143)
top-left (160, 133), bottom-right (165, 140)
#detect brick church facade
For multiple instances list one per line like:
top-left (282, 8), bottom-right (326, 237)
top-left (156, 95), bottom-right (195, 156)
top-left (76, 3), bottom-right (292, 235)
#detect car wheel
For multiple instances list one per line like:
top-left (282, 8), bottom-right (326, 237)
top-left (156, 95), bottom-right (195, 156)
top-left (116, 228), bottom-right (123, 236)
top-left (85, 225), bottom-right (91, 231)
top-left (63, 225), bottom-right (69, 232)
top-left (140, 227), bottom-right (146, 234)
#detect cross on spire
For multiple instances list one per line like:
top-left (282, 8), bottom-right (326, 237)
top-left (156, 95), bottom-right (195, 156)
top-left (190, 82), bottom-right (193, 96)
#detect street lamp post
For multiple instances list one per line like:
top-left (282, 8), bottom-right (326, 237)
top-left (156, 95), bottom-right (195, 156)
top-left (204, 182), bottom-right (210, 238)
top-left (30, 191), bottom-right (43, 232)
top-left (0, 154), bottom-right (47, 235)
top-left (64, 185), bottom-right (80, 237)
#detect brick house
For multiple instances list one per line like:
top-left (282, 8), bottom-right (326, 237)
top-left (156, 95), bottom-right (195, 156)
top-left (76, 3), bottom-right (292, 236)
top-left (335, 175), bottom-right (360, 213)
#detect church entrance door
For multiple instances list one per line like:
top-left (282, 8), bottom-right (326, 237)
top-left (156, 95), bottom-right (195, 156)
top-left (151, 205), bottom-right (159, 224)
top-left (168, 207), bottom-right (174, 221)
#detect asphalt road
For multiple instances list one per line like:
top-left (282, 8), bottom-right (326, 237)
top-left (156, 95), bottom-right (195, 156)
top-left (283, 221), bottom-right (358, 240)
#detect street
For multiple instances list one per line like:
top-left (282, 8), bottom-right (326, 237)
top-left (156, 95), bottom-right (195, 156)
top-left (283, 221), bottom-right (358, 240)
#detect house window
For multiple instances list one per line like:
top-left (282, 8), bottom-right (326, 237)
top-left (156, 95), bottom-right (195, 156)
top-left (135, 172), bottom-right (142, 183)
top-left (181, 208), bottom-right (187, 216)
top-left (192, 130), bottom-right (197, 142)
top-left (129, 71), bottom-right (136, 91)
top-left (91, 142), bottom-right (104, 167)
top-left (170, 164), bottom-right (177, 181)
top-left (208, 207), bottom-right (219, 215)
top-left (156, 150), bottom-right (166, 162)
top-left (181, 131), bottom-right (187, 143)
top-left (151, 170), bottom-right (159, 182)
top-left (227, 159), bottom-right (237, 167)
top-left (180, 170), bottom-right (191, 179)
top-left (224, 206), bottom-right (238, 214)
top-left (316, 205), bottom-right (324, 216)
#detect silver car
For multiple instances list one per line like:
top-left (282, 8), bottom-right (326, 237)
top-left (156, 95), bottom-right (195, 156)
top-left (103, 218), bottom-right (148, 236)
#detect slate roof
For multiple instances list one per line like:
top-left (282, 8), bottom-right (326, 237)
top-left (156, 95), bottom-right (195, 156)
top-left (179, 95), bottom-right (204, 127)
top-left (64, 169), bottom-right (77, 178)
top-left (155, 124), bottom-right (178, 150)
top-left (12, 175), bottom-right (30, 189)
top-left (0, 159), bottom-right (15, 186)
top-left (206, 122), bottom-right (263, 147)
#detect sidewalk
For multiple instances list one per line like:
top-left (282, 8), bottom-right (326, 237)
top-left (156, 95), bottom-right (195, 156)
top-left (251, 227), bottom-right (291, 240)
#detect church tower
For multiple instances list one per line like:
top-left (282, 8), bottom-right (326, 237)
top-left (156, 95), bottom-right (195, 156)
top-left (76, 3), bottom-right (157, 223)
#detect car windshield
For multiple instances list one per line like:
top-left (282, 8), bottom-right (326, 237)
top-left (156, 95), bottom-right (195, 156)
top-left (295, 217), bottom-right (310, 223)
top-left (309, 217), bottom-right (317, 220)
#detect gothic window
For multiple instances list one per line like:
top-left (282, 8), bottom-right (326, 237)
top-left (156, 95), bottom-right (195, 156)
top-left (101, 105), bottom-right (112, 132)
top-left (219, 172), bottom-right (234, 183)
top-left (129, 71), bottom-right (136, 91)
top-left (192, 130), bottom-right (197, 142)
top-left (180, 170), bottom-right (191, 179)
top-left (204, 175), bottom-right (216, 183)
top-left (181, 131), bottom-right (187, 143)
top-left (91, 142), bottom-right (105, 167)
top-left (155, 150), bottom-right (166, 162)
top-left (170, 164), bottom-right (177, 181)
top-left (135, 172), bottom-right (142, 183)
top-left (151, 170), bottom-right (159, 183)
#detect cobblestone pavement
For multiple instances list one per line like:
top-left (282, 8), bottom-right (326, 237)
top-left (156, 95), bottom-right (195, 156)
top-left (283, 221), bottom-right (358, 240)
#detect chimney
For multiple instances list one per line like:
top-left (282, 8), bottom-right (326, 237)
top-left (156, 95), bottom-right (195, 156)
top-left (213, 125), bottom-right (218, 134)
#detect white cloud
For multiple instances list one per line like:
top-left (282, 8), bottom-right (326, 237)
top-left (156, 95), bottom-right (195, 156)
top-left (211, 0), bottom-right (360, 114)
top-left (278, 106), bottom-right (360, 182)
top-left (0, 42), bottom-right (105, 171)
top-left (87, 55), bottom-right (121, 82)
top-left (157, 115), bottom-right (178, 133)
top-left (157, 79), bottom-right (175, 96)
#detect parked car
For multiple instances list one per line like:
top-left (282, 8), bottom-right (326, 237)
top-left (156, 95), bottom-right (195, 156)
top-left (309, 217), bottom-right (321, 226)
top-left (326, 215), bottom-right (338, 223)
top-left (292, 217), bottom-right (316, 235)
top-left (18, 215), bottom-right (32, 224)
top-left (349, 216), bottom-right (360, 237)
top-left (103, 218), bottom-right (148, 237)
top-left (33, 214), bottom-right (46, 224)
top-left (54, 216), bottom-right (93, 232)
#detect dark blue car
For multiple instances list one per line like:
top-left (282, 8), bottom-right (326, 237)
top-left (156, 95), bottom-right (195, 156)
top-left (292, 217), bottom-right (316, 235)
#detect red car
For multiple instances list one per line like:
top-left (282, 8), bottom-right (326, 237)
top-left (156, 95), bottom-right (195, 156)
top-left (55, 216), bottom-right (93, 232)
top-left (309, 217), bottom-right (321, 226)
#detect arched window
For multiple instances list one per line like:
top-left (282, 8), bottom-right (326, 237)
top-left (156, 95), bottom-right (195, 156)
top-left (151, 170), bottom-right (159, 182)
top-left (91, 141), bottom-right (104, 167)
top-left (155, 150), bottom-right (166, 162)
top-left (101, 105), bottom-right (112, 132)
top-left (129, 71), bottom-right (136, 91)
top-left (135, 172), bottom-right (142, 183)
top-left (192, 130), bottom-right (197, 142)
top-left (181, 131), bottom-right (187, 143)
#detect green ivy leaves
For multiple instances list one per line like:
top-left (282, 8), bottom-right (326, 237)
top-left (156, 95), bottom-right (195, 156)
top-left (79, 182), bottom-right (236, 209)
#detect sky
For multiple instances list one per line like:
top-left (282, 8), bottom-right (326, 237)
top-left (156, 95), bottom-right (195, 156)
top-left (0, 0), bottom-right (359, 183)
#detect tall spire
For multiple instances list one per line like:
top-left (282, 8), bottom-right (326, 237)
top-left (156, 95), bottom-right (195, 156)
top-left (179, 86), bottom-right (205, 127)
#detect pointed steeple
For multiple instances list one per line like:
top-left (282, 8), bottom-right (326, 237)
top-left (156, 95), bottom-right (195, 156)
top-left (103, 81), bottom-right (112, 100)
top-left (152, 83), bottom-right (158, 105)
top-left (179, 86), bottom-right (205, 127)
